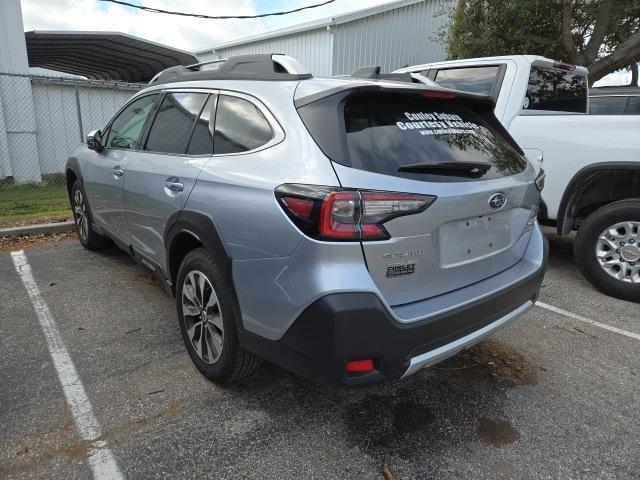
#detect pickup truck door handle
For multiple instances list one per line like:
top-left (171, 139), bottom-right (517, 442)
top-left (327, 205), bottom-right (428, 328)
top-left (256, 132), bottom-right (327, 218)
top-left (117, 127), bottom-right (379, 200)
top-left (112, 167), bottom-right (125, 177)
top-left (164, 181), bottom-right (184, 192)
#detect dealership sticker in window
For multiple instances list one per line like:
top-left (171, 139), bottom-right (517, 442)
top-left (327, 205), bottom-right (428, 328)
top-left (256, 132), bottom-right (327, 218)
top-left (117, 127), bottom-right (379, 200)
top-left (396, 111), bottom-right (481, 136)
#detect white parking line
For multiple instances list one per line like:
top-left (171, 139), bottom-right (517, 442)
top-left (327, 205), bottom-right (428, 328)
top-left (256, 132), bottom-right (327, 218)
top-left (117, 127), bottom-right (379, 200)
top-left (11, 250), bottom-right (124, 480)
top-left (537, 301), bottom-right (640, 341)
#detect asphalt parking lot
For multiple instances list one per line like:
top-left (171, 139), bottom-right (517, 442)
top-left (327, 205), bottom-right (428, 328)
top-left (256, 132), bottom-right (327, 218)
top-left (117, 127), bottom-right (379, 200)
top-left (1, 230), bottom-right (639, 480)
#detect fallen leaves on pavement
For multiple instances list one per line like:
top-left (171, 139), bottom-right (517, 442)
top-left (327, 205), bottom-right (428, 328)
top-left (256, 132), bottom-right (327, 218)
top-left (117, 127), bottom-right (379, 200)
top-left (0, 231), bottom-right (76, 255)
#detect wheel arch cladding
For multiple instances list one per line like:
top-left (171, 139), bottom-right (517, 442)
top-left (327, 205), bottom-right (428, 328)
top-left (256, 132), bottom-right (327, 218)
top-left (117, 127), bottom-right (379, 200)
top-left (557, 163), bottom-right (640, 236)
top-left (65, 157), bottom-right (82, 199)
top-left (165, 210), bottom-right (232, 296)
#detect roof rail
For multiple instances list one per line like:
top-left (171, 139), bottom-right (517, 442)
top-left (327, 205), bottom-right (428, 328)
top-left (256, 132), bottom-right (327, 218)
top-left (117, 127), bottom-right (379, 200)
top-left (350, 65), bottom-right (415, 83)
top-left (184, 59), bottom-right (226, 71)
top-left (148, 54), bottom-right (312, 85)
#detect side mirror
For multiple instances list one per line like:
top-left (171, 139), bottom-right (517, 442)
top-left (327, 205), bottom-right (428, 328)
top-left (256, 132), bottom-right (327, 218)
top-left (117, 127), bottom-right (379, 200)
top-left (87, 130), bottom-right (103, 152)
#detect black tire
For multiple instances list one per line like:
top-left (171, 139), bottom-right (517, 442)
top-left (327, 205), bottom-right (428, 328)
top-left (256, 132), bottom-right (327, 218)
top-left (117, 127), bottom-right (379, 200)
top-left (70, 180), bottom-right (111, 250)
top-left (574, 199), bottom-right (640, 302)
top-left (176, 248), bottom-right (262, 383)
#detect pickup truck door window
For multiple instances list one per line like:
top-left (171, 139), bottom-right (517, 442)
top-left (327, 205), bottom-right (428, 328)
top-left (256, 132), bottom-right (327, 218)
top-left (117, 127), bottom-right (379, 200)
top-left (525, 66), bottom-right (587, 113)
top-left (589, 96), bottom-right (629, 114)
top-left (83, 94), bottom-right (159, 242)
top-left (123, 92), bottom-right (215, 269)
top-left (625, 96), bottom-right (640, 114)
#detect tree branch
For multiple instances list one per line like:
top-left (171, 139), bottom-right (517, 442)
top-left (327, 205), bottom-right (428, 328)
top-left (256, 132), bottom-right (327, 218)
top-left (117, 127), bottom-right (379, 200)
top-left (584, 0), bottom-right (614, 63)
top-left (561, 0), bottom-right (583, 64)
top-left (588, 30), bottom-right (640, 84)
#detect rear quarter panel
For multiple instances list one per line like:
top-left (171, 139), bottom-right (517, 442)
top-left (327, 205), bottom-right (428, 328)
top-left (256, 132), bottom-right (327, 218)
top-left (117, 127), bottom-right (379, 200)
top-left (185, 115), bottom-right (340, 261)
top-left (508, 114), bottom-right (640, 219)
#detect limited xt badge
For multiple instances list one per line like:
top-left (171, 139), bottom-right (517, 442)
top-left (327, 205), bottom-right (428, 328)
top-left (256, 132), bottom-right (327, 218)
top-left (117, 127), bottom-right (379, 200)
top-left (386, 262), bottom-right (416, 278)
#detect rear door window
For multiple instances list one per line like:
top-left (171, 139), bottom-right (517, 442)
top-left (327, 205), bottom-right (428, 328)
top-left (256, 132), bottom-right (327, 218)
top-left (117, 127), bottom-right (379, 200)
top-left (525, 66), bottom-right (587, 113)
top-left (145, 92), bottom-right (209, 154)
top-left (214, 95), bottom-right (273, 154)
top-left (341, 93), bottom-right (526, 182)
top-left (434, 66), bottom-right (501, 96)
top-left (186, 94), bottom-right (216, 155)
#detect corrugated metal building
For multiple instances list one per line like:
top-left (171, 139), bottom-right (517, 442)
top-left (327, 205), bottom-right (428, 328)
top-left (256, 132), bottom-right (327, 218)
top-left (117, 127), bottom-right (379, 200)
top-left (194, 0), bottom-right (454, 76)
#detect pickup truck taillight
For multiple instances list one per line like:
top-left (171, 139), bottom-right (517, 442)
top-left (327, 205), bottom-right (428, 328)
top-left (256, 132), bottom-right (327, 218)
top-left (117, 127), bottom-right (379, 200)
top-left (275, 184), bottom-right (436, 241)
top-left (552, 61), bottom-right (576, 71)
top-left (535, 169), bottom-right (545, 191)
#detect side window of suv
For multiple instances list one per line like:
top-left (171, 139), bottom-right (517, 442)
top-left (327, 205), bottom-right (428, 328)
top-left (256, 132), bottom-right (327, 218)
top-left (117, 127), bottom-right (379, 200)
top-left (145, 92), bottom-right (209, 154)
top-left (214, 95), bottom-right (273, 154)
top-left (106, 94), bottom-right (158, 150)
top-left (186, 94), bottom-right (216, 155)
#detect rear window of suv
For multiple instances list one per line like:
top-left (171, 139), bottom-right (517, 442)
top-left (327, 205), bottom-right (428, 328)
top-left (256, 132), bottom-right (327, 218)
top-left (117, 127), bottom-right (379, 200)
top-left (298, 91), bottom-right (526, 182)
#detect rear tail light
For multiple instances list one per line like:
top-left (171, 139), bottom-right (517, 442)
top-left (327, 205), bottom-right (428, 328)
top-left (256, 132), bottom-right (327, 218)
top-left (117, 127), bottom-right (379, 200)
top-left (276, 184), bottom-right (436, 241)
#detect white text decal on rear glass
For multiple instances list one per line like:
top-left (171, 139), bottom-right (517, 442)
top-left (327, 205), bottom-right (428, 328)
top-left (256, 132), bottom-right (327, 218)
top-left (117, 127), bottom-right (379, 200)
top-left (396, 111), bottom-right (480, 136)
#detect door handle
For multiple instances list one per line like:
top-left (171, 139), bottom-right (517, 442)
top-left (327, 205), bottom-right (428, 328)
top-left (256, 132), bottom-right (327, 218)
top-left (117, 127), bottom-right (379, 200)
top-left (112, 167), bottom-right (125, 177)
top-left (164, 181), bottom-right (184, 192)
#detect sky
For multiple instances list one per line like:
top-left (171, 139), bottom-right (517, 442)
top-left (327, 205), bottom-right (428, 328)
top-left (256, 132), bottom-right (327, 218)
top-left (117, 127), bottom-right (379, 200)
top-left (20, 0), bottom-right (394, 52)
top-left (19, 0), bottom-right (634, 85)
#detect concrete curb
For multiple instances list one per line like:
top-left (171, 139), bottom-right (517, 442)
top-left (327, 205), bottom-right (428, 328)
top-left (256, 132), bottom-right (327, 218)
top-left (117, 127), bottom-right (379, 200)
top-left (0, 221), bottom-right (75, 238)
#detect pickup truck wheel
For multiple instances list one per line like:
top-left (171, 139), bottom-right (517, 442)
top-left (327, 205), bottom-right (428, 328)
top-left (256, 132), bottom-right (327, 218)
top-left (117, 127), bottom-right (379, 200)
top-left (575, 200), bottom-right (640, 302)
top-left (176, 248), bottom-right (262, 383)
top-left (71, 180), bottom-right (110, 250)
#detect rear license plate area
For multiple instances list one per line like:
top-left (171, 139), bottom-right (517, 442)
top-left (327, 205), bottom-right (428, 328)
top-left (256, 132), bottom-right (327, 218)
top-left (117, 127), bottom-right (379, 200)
top-left (438, 210), bottom-right (512, 267)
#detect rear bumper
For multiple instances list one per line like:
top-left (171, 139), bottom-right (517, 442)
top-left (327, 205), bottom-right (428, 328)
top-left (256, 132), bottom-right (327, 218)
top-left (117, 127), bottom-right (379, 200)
top-left (239, 235), bottom-right (547, 386)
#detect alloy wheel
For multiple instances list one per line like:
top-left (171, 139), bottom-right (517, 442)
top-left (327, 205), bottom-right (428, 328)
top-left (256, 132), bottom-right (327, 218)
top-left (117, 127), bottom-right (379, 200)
top-left (595, 221), bottom-right (640, 283)
top-left (73, 189), bottom-right (89, 241)
top-left (181, 270), bottom-right (224, 364)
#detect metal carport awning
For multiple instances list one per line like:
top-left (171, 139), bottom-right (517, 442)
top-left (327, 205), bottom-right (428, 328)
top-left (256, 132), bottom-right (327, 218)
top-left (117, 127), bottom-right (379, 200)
top-left (25, 31), bottom-right (198, 82)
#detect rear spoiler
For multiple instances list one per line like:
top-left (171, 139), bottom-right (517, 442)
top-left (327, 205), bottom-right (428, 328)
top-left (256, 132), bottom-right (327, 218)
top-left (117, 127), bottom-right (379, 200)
top-left (351, 65), bottom-right (415, 83)
top-left (294, 83), bottom-right (496, 109)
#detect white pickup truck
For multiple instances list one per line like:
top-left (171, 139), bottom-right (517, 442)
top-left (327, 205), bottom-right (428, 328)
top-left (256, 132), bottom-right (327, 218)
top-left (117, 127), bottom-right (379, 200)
top-left (396, 56), bottom-right (640, 301)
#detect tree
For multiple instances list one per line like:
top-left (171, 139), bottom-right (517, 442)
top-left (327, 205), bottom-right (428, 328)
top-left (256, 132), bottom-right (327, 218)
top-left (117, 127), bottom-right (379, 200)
top-left (441, 0), bottom-right (640, 86)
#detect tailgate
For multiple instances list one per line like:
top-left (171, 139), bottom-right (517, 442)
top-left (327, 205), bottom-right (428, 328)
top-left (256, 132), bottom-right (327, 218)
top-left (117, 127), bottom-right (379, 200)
top-left (334, 163), bottom-right (537, 306)
top-left (296, 89), bottom-right (540, 306)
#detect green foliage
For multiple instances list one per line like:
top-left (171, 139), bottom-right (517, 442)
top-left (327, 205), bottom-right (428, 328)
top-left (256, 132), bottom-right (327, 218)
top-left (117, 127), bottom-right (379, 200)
top-left (445, 0), bottom-right (564, 60)
top-left (440, 0), bottom-right (640, 84)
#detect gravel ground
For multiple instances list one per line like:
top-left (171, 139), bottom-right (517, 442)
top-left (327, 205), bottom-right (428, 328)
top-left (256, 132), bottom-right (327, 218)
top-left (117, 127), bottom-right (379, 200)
top-left (1, 231), bottom-right (638, 480)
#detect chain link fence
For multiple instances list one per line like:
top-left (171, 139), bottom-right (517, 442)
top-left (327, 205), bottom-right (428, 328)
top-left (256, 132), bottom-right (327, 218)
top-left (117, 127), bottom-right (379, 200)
top-left (0, 72), bottom-right (144, 225)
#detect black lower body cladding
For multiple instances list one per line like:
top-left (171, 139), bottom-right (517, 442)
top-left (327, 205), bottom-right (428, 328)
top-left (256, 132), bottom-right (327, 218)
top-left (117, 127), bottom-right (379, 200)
top-left (239, 238), bottom-right (548, 386)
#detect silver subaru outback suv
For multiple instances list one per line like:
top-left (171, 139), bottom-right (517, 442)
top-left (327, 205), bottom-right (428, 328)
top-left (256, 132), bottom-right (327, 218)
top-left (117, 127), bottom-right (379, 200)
top-left (66, 54), bottom-right (547, 386)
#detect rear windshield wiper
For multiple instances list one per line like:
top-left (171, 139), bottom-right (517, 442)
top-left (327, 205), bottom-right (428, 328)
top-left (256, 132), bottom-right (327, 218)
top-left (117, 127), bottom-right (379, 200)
top-left (398, 161), bottom-right (492, 177)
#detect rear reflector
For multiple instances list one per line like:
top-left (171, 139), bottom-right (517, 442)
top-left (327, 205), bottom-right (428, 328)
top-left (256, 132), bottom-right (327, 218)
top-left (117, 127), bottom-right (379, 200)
top-left (346, 359), bottom-right (375, 373)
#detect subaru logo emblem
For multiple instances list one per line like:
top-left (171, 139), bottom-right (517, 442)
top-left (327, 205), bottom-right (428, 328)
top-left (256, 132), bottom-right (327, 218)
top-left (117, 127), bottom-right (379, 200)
top-left (488, 192), bottom-right (506, 210)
